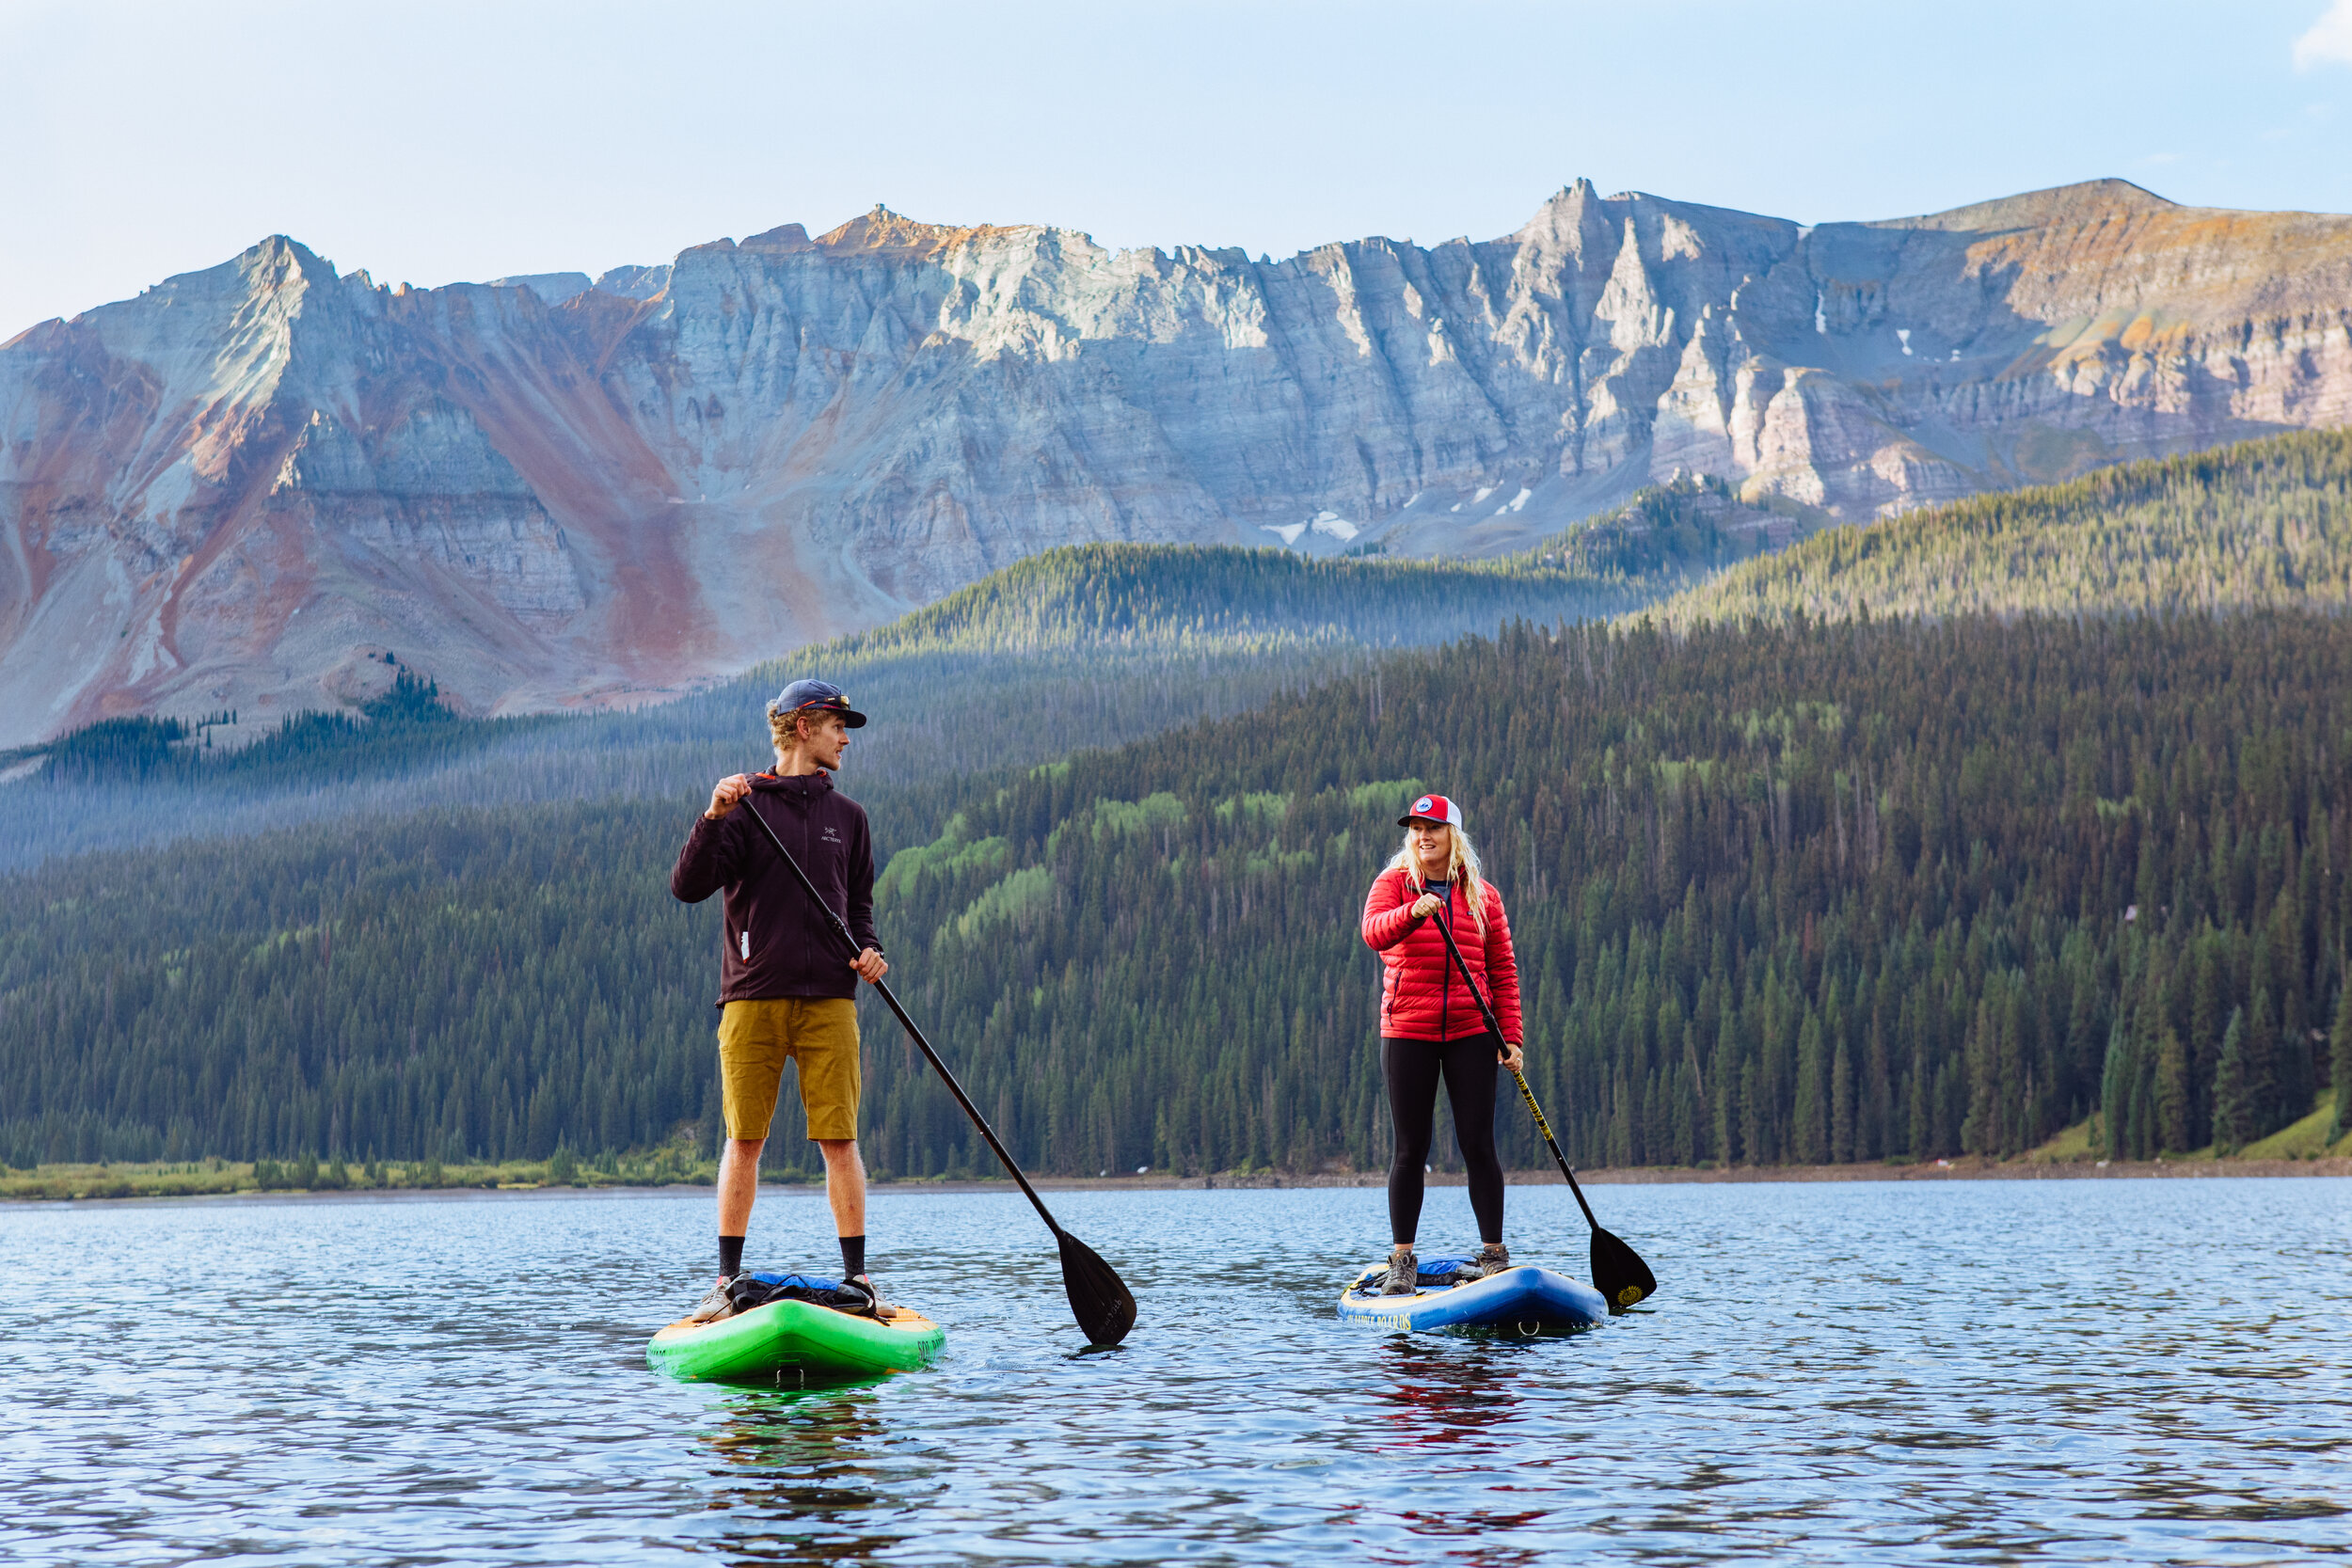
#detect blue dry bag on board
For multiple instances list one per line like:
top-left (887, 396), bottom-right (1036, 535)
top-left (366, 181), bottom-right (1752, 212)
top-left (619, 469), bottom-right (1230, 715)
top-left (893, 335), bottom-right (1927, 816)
top-left (725, 1271), bottom-right (878, 1316)
top-left (1345, 1254), bottom-right (1482, 1296)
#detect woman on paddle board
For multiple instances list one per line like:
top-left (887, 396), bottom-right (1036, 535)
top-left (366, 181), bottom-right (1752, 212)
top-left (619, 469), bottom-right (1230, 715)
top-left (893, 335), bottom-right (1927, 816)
top-left (1359, 793), bottom-right (1522, 1294)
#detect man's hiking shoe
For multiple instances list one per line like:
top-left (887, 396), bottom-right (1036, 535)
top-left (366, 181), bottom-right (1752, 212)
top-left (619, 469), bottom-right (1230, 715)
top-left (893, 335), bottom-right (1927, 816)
top-left (1473, 1243), bottom-right (1512, 1278)
top-left (688, 1275), bottom-right (739, 1324)
top-left (849, 1273), bottom-right (890, 1318)
top-left (1379, 1249), bottom-right (1419, 1296)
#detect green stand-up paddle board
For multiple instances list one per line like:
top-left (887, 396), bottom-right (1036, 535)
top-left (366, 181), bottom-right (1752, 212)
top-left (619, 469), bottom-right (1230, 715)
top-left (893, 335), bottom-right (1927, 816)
top-left (647, 1298), bottom-right (945, 1384)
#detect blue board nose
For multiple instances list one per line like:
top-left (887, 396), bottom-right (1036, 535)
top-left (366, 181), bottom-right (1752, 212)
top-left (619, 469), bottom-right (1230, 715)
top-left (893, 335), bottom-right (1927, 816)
top-left (1336, 1263), bottom-right (1607, 1336)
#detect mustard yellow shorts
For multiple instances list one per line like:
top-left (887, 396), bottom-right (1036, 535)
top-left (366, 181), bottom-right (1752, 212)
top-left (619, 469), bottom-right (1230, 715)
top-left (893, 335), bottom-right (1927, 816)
top-left (717, 997), bottom-right (861, 1142)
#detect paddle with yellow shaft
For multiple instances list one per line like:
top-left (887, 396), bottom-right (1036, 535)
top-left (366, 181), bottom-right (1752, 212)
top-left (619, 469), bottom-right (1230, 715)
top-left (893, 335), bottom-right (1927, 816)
top-left (1428, 906), bottom-right (1658, 1312)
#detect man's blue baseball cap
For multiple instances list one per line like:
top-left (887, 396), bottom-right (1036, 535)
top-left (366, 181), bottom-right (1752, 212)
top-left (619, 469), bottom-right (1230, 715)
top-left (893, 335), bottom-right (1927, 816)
top-left (769, 677), bottom-right (867, 728)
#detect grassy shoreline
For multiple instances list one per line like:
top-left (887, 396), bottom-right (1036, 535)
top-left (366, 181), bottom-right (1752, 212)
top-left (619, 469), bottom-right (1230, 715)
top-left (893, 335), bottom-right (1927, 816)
top-left (0, 1151), bottom-right (719, 1203)
top-left (8, 1150), bottom-right (2347, 1203)
top-left (9, 1098), bottom-right (2343, 1202)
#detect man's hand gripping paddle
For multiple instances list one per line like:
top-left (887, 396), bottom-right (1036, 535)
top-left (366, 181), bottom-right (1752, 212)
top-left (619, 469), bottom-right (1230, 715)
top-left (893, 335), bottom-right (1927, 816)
top-left (736, 794), bottom-right (1136, 1347)
top-left (1427, 905), bottom-right (1658, 1313)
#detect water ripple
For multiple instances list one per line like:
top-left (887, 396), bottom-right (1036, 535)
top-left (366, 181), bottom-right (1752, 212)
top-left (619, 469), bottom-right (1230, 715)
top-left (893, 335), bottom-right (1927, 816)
top-left (3, 1179), bottom-right (2347, 1565)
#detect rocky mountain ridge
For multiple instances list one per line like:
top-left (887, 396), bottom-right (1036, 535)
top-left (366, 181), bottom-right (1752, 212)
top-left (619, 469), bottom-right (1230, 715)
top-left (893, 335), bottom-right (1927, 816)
top-left (4, 177), bottom-right (2349, 743)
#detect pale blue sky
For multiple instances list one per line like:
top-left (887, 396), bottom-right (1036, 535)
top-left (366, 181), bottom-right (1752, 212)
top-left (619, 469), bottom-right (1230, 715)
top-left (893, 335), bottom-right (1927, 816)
top-left (5, 0), bottom-right (2352, 337)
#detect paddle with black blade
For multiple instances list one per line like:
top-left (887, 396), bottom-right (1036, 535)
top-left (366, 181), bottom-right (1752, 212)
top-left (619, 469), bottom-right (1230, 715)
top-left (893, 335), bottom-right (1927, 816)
top-left (733, 792), bottom-right (1136, 1347)
top-left (1427, 906), bottom-right (1658, 1313)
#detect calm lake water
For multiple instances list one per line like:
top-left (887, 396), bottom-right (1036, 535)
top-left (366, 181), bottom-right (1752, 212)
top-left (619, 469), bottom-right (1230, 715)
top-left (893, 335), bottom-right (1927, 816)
top-left (3, 1178), bottom-right (2347, 1566)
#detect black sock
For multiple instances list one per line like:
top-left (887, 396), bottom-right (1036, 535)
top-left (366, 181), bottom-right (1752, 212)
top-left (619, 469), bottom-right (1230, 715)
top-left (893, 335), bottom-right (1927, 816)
top-left (718, 1235), bottom-right (745, 1278)
top-left (838, 1235), bottom-right (866, 1278)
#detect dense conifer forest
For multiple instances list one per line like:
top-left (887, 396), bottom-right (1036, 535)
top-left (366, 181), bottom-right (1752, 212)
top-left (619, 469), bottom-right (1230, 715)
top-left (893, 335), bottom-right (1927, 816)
top-left (1663, 428), bottom-right (2352, 626)
top-left (839, 541), bottom-right (1660, 653)
top-left (0, 542), bottom-right (1660, 872)
top-left (24, 672), bottom-right (512, 786)
top-left (8, 612), bottom-right (2348, 1175)
top-left (856, 612), bottom-right (2352, 1176)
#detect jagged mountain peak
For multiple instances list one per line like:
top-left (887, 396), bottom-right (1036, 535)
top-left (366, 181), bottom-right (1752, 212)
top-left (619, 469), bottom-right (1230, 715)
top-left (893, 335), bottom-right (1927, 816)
top-left (232, 232), bottom-right (322, 265)
top-left (1507, 178), bottom-right (1616, 263)
top-left (1524, 176), bottom-right (1602, 212)
top-left (484, 271), bottom-right (593, 304)
top-left (227, 233), bottom-right (338, 290)
top-left (1878, 178), bottom-right (2180, 232)
top-left (1505, 179), bottom-right (1799, 261)
top-left (591, 263), bottom-right (672, 302)
top-left (1515, 178), bottom-right (1602, 226)
top-left (816, 204), bottom-right (1041, 259)
top-left (68, 233), bottom-right (341, 325)
top-left (739, 223), bottom-right (813, 252)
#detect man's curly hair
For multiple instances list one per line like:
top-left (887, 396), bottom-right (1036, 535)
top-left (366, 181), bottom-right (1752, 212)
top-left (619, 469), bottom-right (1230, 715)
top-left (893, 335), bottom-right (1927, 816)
top-left (769, 704), bottom-right (828, 757)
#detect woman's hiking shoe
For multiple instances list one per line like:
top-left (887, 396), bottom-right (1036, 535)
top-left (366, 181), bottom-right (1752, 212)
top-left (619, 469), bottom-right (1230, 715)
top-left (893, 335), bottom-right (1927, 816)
top-left (1379, 1249), bottom-right (1419, 1295)
top-left (1473, 1243), bottom-right (1512, 1278)
top-left (849, 1273), bottom-right (890, 1318)
top-left (688, 1275), bottom-right (739, 1324)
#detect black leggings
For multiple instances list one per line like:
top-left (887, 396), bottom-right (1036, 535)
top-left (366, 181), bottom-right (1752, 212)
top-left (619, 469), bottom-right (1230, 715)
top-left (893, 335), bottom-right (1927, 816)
top-left (1383, 1034), bottom-right (1504, 1246)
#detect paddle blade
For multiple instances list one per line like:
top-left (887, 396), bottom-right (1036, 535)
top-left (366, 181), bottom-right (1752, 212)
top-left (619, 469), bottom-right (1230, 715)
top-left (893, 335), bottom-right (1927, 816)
top-left (1591, 1227), bottom-right (1658, 1314)
top-left (1057, 1230), bottom-right (1137, 1346)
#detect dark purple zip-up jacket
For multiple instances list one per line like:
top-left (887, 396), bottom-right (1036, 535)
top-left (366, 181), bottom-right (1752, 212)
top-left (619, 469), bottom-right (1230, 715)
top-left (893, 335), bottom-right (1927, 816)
top-left (670, 770), bottom-right (881, 1006)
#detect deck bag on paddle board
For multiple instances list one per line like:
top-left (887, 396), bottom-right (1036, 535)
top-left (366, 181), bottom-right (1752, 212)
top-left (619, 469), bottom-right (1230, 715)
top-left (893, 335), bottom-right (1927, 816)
top-left (1358, 1254), bottom-right (1482, 1293)
top-left (726, 1272), bottom-right (879, 1318)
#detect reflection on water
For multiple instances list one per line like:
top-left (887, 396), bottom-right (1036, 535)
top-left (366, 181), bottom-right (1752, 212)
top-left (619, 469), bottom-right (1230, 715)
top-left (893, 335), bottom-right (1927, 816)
top-left (1374, 1338), bottom-right (1525, 1448)
top-left (1366, 1343), bottom-right (1562, 1567)
top-left (702, 1385), bottom-right (908, 1566)
top-left (0, 1179), bottom-right (2346, 1565)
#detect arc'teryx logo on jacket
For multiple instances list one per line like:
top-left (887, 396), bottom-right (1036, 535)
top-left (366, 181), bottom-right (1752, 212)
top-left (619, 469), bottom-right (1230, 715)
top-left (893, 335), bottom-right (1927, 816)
top-left (671, 770), bottom-right (881, 1006)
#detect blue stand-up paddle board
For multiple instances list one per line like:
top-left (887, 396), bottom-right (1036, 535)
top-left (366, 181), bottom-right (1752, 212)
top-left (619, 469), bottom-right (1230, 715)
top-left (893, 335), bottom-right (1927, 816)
top-left (1336, 1257), bottom-right (1607, 1337)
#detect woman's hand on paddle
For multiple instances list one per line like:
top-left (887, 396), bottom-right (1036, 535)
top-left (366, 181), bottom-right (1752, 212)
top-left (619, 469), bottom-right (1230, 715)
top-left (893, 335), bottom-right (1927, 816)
top-left (1409, 892), bottom-right (1442, 919)
top-left (1497, 1038), bottom-right (1524, 1073)
top-left (850, 947), bottom-right (888, 983)
top-left (707, 773), bottom-right (751, 820)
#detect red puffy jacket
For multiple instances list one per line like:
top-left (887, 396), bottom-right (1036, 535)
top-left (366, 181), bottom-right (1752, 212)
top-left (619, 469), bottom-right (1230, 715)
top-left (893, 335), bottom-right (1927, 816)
top-left (1360, 865), bottom-right (1522, 1046)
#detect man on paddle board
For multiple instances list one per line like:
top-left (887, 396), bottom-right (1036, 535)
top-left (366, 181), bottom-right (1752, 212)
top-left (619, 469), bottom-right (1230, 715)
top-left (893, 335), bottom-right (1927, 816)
top-left (672, 678), bottom-right (888, 1322)
top-left (1360, 794), bottom-right (1523, 1294)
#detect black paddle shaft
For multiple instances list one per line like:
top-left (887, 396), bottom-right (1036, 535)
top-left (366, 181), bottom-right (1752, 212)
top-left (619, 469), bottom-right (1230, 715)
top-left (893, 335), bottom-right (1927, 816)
top-left (1425, 899), bottom-right (1658, 1311)
top-left (734, 795), bottom-right (1064, 1231)
top-left (726, 790), bottom-right (1136, 1345)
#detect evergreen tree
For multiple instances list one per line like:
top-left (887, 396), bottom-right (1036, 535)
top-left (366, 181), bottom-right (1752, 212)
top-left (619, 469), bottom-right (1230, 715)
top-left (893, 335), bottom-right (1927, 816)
top-left (2188, 935), bottom-right (2224, 1149)
top-left (1861, 1009), bottom-right (1891, 1163)
top-left (2246, 987), bottom-right (2280, 1143)
top-left (1831, 1035), bottom-right (1856, 1164)
top-left (2333, 982), bottom-right (2352, 1139)
top-left (2155, 1027), bottom-right (2191, 1154)
top-left (2214, 1006), bottom-right (2250, 1156)
top-left (2271, 901), bottom-right (2316, 1126)
top-left (1793, 1011), bottom-right (1828, 1164)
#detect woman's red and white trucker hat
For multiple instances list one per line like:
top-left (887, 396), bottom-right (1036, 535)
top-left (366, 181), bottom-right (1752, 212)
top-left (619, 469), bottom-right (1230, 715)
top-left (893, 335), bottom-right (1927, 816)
top-left (1397, 793), bottom-right (1464, 828)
